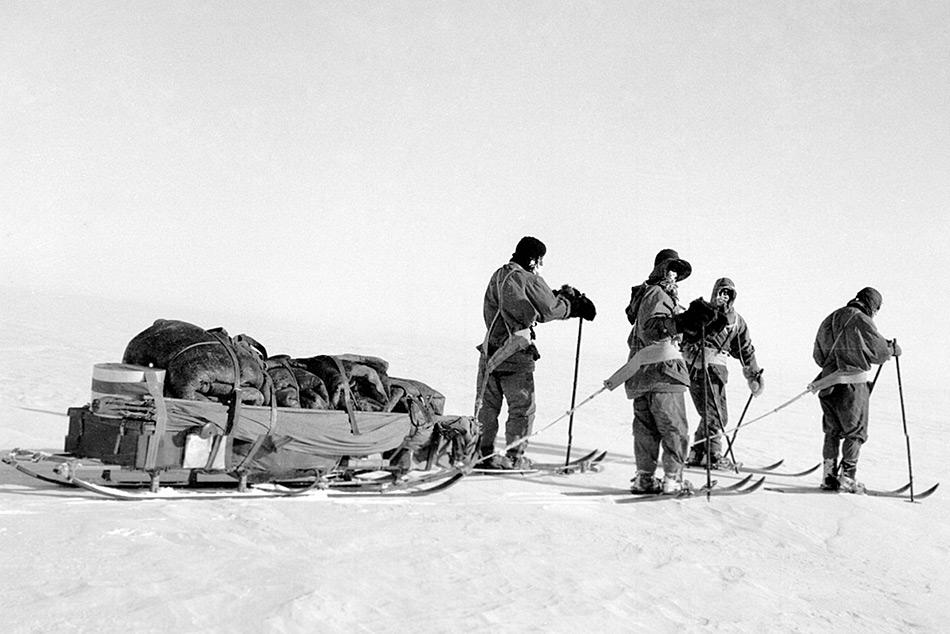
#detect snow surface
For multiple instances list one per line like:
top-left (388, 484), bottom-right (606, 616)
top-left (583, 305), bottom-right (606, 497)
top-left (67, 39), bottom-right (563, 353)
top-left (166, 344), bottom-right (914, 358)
top-left (1, 288), bottom-right (947, 633)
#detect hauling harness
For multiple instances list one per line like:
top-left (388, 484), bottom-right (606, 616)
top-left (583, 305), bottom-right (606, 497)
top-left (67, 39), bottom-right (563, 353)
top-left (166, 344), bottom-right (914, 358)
top-left (482, 342), bottom-right (674, 461)
top-left (684, 368), bottom-right (875, 451)
top-left (486, 356), bottom-right (885, 464)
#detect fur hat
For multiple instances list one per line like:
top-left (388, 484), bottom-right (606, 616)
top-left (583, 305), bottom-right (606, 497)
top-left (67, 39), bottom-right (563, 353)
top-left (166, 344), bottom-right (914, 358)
top-left (513, 236), bottom-right (546, 261)
top-left (855, 287), bottom-right (883, 313)
top-left (652, 248), bottom-right (691, 282)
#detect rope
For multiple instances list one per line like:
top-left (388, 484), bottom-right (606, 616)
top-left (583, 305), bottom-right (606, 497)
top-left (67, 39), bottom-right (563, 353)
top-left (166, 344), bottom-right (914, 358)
top-left (479, 385), bottom-right (608, 462)
top-left (687, 387), bottom-right (812, 450)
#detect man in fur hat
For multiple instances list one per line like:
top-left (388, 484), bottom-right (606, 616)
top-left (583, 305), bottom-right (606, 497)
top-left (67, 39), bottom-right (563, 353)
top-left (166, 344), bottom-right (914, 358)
top-left (813, 287), bottom-right (900, 493)
top-left (475, 236), bottom-right (596, 469)
top-left (683, 277), bottom-right (764, 470)
top-left (625, 249), bottom-right (723, 494)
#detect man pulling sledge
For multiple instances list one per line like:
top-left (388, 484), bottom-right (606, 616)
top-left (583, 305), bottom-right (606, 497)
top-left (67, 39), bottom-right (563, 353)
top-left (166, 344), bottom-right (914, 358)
top-left (682, 277), bottom-right (764, 470)
top-left (813, 287), bottom-right (900, 493)
top-left (475, 236), bottom-right (596, 470)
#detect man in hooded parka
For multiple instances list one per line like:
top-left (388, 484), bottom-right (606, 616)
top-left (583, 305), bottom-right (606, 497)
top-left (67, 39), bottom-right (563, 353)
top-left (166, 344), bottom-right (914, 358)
top-left (682, 277), bottom-right (764, 470)
top-left (625, 249), bottom-right (721, 494)
top-left (813, 287), bottom-right (900, 492)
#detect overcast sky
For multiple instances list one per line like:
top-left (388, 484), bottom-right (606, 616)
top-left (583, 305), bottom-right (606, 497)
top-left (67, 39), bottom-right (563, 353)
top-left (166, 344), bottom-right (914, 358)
top-left (2, 2), bottom-right (948, 386)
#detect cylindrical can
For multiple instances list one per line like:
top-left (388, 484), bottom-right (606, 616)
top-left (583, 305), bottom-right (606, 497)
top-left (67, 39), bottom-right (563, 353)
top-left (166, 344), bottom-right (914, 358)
top-left (91, 363), bottom-right (165, 417)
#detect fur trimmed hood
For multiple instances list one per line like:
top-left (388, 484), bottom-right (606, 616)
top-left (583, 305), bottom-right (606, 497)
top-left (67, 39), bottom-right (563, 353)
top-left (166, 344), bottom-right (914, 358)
top-left (710, 277), bottom-right (737, 313)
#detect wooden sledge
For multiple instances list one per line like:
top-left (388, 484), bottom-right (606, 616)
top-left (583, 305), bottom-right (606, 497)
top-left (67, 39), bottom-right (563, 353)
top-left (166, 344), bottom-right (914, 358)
top-left (5, 365), bottom-right (475, 499)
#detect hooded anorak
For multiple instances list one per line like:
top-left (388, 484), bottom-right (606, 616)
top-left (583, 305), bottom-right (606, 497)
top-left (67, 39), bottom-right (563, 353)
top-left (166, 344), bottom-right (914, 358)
top-left (481, 262), bottom-right (571, 374)
top-left (813, 290), bottom-right (894, 482)
top-left (623, 260), bottom-right (690, 398)
top-left (813, 297), bottom-right (891, 382)
top-left (682, 277), bottom-right (760, 384)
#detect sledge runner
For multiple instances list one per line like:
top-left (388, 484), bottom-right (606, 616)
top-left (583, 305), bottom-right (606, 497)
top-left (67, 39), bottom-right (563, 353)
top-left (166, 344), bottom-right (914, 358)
top-left (813, 287), bottom-right (900, 493)
top-left (475, 236), bottom-right (595, 470)
top-left (624, 249), bottom-right (722, 494)
top-left (682, 277), bottom-right (764, 470)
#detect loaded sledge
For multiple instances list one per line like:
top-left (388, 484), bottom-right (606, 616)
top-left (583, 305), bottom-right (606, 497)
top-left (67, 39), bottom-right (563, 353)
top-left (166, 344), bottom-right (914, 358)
top-left (3, 319), bottom-right (479, 500)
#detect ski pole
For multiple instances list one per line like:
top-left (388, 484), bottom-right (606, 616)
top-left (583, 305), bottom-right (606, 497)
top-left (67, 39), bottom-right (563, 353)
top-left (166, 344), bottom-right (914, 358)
top-left (565, 319), bottom-right (584, 466)
top-left (868, 363), bottom-right (885, 395)
top-left (726, 393), bottom-right (754, 452)
top-left (485, 353), bottom-right (643, 461)
top-left (699, 360), bottom-right (741, 474)
top-left (701, 325), bottom-right (713, 490)
top-left (894, 343), bottom-right (915, 502)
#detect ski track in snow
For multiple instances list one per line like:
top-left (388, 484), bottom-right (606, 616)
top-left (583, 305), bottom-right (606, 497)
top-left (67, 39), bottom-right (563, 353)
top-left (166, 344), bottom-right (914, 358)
top-left (1, 289), bottom-right (949, 632)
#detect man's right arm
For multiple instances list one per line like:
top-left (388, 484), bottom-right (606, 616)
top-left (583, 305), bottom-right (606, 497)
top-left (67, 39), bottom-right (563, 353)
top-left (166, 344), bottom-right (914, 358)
top-left (523, 275), bottom-right (571, 323)
top-left (856, 316), bottom-right (893, 365)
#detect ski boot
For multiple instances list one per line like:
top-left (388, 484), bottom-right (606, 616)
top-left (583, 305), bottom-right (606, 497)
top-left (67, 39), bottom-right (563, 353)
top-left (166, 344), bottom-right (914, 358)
top-left (476, 454), bottom-right (513, 470)
top-left (662, 474), bottom-right (693, 495)
top-left (630, 472), bottom-right (662, 494)
top-left (507, 454), bottom-right (534, 470)
top-left (686, 449), bottom-right (706, 468)
top-left (709, 455), bottom-right (738, 471)
top-left (838, 474), bottom-right (866, 494)
top-left (820, 458), bottom-right (840, 491)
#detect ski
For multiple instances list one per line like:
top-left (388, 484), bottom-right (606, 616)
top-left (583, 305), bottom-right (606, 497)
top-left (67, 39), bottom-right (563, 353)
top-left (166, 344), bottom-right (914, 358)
top-left (741, 462), bottom-right (820, 477)
top-left (865, 483), bottom-right (939, 499)
top-left (533, 449), bottom-right (605, 470)
top-left (686, 459), bottom-right (785, 475)
top-left (470, 449), bottom-right (606, 476)
top-left (765, 482), bottom-right (939, 500)
top-left (66, 466), bottom-right (466, 500)
top-left (69, 475), bottom-right (327, 501)
top-left (562, 474), bottom-right (754, 498)
top-left (5, 448), bottom-right (464, 499)
top-left (614, 476), bottom-right (766, 504)
top-left (326, 470), bottom-right (465, 498)
top-left (9, 461), bottom-right (77, 487)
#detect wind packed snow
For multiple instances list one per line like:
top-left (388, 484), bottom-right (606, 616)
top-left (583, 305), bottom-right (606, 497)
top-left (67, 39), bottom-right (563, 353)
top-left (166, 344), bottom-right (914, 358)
top-left (1, 289), bottom-right (946, 633)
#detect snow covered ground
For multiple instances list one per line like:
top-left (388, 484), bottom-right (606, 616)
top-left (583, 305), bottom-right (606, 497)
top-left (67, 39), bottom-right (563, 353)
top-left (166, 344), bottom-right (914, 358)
top-left (1, 287), bottom-right (946, 633)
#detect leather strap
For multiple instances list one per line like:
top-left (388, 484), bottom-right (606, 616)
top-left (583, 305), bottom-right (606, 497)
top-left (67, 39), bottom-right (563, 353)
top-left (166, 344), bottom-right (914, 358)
top-left (331, 356), bottom-right (361, 435)
top-left (142, 369), bottom-right (168, 471)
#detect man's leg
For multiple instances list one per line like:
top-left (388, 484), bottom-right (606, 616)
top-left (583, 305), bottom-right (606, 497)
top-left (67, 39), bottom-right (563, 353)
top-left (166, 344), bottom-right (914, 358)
top-left (476, 372), bottom-right (504, 458)
top-left (837, 383), bottom-right (870, 481)
top-left (651, 391), bottom-right (690, 479)
top-left (819, 390), bottom-right (842, 488)
top-left (687, 375), bottom-right (729, 463)
top-left (687, 376), bottom-right (709, 464)
top-left (632, 395), bottom-right (661, 476)
top-left (709, 381), bottom-right (728, 459)
top-left (500, 371), bottom-right (536, 462)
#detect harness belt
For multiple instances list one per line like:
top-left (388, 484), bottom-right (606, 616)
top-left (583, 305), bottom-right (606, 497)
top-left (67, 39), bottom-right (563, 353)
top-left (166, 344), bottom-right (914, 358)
top-left (685, 346), bottom-right (730, 370)
top-left (807, 369), bottom-right (872, 394)
top-left (604, 341), bottom-right (681, 391)
top-left (484, 328), bottom-right (532, 374)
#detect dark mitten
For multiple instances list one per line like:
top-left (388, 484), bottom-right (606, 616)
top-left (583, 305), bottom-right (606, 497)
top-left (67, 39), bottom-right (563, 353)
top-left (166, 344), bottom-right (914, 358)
top-left (889, 339), bottom-right (902, 357)
top-left (672, 298), bottom-right (717, 338)
top-left (706, 308), bottom-right (729, 336)
top-left (572, 294), bottom-right (597, 321)
top-left (555, 284), bottom-right (579, 300)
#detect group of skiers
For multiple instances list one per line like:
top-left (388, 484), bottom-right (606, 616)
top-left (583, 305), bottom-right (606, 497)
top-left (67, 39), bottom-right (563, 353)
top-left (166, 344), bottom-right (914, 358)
top-left (475, 236), bottom-right (900, 495)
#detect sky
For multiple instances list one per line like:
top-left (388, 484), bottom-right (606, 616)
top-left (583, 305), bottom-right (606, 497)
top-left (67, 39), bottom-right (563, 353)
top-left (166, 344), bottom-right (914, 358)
top-left (2, 1), bottom-right (949, 389)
